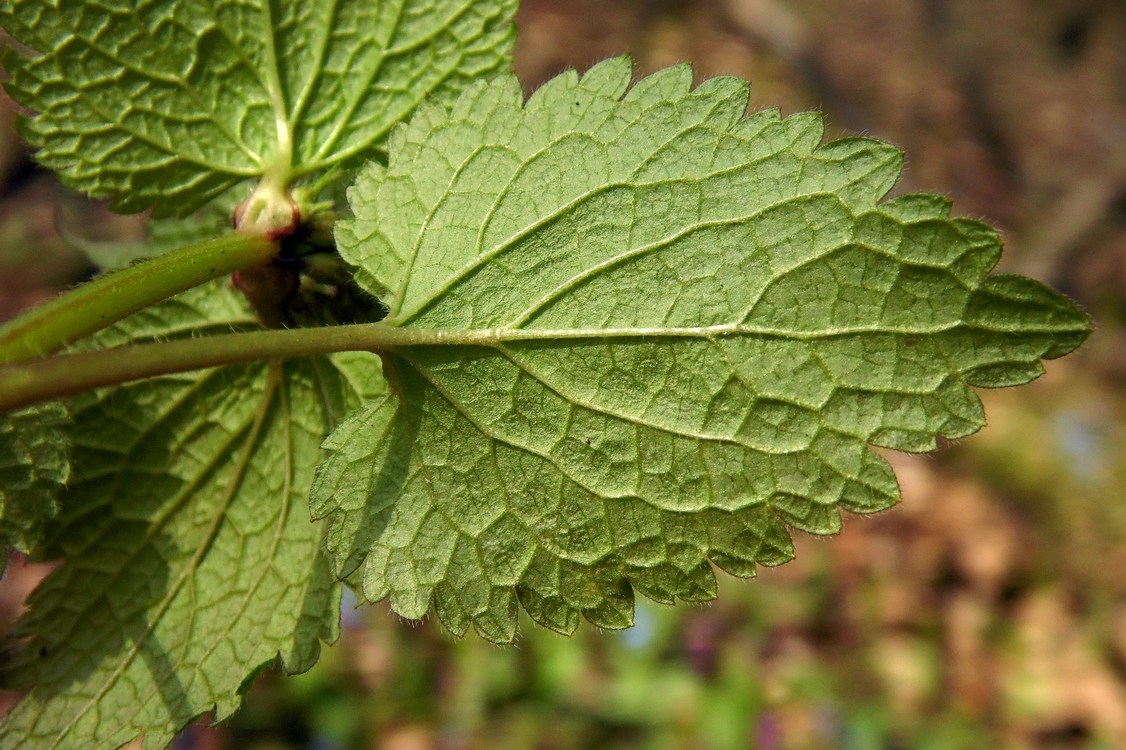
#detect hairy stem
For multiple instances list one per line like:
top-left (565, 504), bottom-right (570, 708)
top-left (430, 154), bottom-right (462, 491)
top-left (0, 323), bottom-right (442, 413)
top-left (0, 233), bottom-right (278, 364)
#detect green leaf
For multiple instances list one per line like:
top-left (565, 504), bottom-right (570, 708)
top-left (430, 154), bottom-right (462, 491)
top-left (0, 0), bottom-right (517, 215)
top-left (0, 403), bottom-right (70, 562)
top-left (319, 58), bottom-right (1091, 642)
top-left (0, 284), bottom-right (384, 749)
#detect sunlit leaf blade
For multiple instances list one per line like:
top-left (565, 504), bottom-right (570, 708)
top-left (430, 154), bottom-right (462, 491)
top-left (0, 0), bottom-right (517, 215)
top-left (0, 403), bottom-right (70, 564)
top-left (323, 58), bottom-right (1091, 642)
top-left (0, 285), bottom-right (384, 749)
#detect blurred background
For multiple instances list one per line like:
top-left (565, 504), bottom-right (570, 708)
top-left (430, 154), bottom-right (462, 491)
top-left (2, 0), bottom-right (1125, 748)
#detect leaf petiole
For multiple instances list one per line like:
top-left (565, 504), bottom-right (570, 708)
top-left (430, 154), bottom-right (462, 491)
top-left (0, 323), bottom-right (355, 413)
top-left (0, 233), bottom-right (278, 365)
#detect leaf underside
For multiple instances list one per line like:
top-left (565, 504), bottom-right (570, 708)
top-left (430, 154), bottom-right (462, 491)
top-left (0, 285), bottom-right (384, 750)
top-left (320, 58), bottom-right (1091, 643)
top-left (0, 0), bottom-right (517, 215)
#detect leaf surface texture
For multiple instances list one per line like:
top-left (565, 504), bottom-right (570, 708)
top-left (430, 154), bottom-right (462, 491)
top-left (0, 0), bottom-right (517, 214)
top-left (0, 403), bottom-right (70, 561)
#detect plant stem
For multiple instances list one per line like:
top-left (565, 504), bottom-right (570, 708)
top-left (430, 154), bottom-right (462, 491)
top-left (0, 233), bottom-right (278, 364)
top-left (0, 318), bottom-right (828, 414)
top-left (0, 323), bottom-right (442, 413)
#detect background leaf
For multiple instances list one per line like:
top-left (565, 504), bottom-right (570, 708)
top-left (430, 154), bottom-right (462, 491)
top-left (0, 402), bottom-right (70, 564)
top-left (62, 200), bottom-right (235, 271)
top-left (0, 284), bottom-right (384, 749)
top-left (320, 59), bottom-right (1091, 642)
top-left (0, 0), bottom-right (517, 215)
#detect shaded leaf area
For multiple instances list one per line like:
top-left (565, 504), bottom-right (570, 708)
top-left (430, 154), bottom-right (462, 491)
top-left (0, 284), bottom-right (384, 750)
top-left (0, 0), bottom-right (516, 215)
top-left (0, 402), bottom-right (70, 564)
top-left (320, 58), bottom-right (1090, 643)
